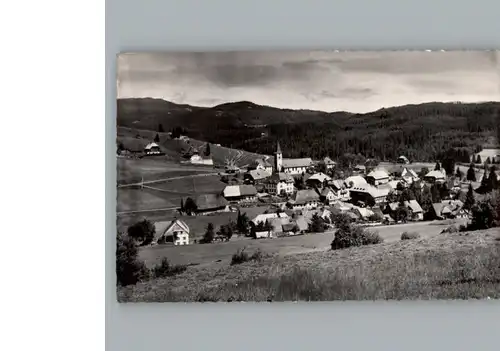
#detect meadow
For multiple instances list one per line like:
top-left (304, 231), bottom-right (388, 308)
top-left (119, 228), bottom-right (500, 302)
top-left (137, 218), bottom-right (468, 268)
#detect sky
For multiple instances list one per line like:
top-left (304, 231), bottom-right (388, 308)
top-left (117, 50), bottom-right (499, 113)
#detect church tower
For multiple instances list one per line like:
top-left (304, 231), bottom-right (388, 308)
top-left (275, 141), bottom-right (283, 173)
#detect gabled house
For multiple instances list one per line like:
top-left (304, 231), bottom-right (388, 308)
top-left (265, 172), bottom-right (295, 195)
top-left (144, 142), bottom-right (162, 155)
top-left (251, 212), bottom-right (289, 226)
top-left (184, 194), bottom-right (229, 215)
top-left (190, 151), bottom-right (214, 166)
top-left (429, 200), bottom-right (467, 220)
top-left (154, 219), bottom-right (190, 245)
top-left (320, 187), bottom-right (337, 203)
top-left (321, 157), bottom-right (336, 170)
top-left (366, 169), bottom-right (390, 186)
top-left (287, 189), bottom-right (321, 210)
top-left (244, 169), bottom-right (272, 183)
top-left (306, 172), bottom-right (332, 188)
top-left (329, 179), bottom-right (350, 201)
top-left (222, 185), bottom-right (258, 203)
top-left (349, 185), bottom-right (390, 206)
top-left (397, 155), bottom-right (410, 164)
top-left (405, 200), bottom-right (424, 221)
top-left (250, 158), bottom-right (274, 174)
top-left (424, 169), bottom-right (446, 184)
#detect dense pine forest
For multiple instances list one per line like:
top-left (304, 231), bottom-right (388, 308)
top-left (117, 98), bottom-right (499, 162)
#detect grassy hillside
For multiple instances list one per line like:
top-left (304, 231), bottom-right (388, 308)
top-left (117, 98), bottom-right (500, 162)
top-left (118, 228), bottom-right (500, 302)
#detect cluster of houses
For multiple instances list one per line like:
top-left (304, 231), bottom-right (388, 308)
top-left (151, 141), bottom-right (475, 246)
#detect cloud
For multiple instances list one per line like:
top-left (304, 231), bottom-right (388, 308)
top-left (117, 50), bottom-right (499, 113)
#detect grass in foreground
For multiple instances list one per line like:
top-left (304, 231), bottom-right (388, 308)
top-left (118, 229), bottom-right (500, 302)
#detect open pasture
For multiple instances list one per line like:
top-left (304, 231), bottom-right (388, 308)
top-left (138, 218), bottom-right (468, 268)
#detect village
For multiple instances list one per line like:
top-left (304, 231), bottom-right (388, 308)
top-left (118, 133), bottom-right (500, 252)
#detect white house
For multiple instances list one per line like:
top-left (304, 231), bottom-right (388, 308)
top-left (345, 175), bottom-right (368, 188)
top-left (251, 157), bottom-right (274, 174)
top-left (190, 151), bottom-right (214, 166)
top-left (320, 187), bottom-right (338, 203)
top-left (222, 185), bottom-right (257, 202)
top-left (366, 169), bottom-right (390, 186)
top-left (265, 172), bottom-right (295, 195)
top-left (322, 157), bottom-right (336, 170)
top-left (144, 142), bottom-right (161, 155)
top-left (154, 219), bottom-right (190, 245)
top-left (424, 169), bottom-right (446, 184)
top-left (287, 189), bottom-right (321, 210)
top-left (306, 172), bottom-right (332, 187)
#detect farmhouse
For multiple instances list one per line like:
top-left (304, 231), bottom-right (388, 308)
top-left (185, 194), bottom-right (229, 215)
top-left (405, 200), bottom-right (424, 221)
top-left (320, 187), bottom-right (338, 203)
top-left (287, 189), bottom-right (320, 210)
top-left (321, 157), bottom-right (336, 170)
top-left (424, 169), bottom-right (446, 184)
top-left (306, 172), bottom-right (332, 188)
top-left (144, 142), bottom-right (161, 155)
top-left (366, 169), bottom-right (390, 186)
top-left (250, 157), bottom-right (274, 174)
top-left (154, 219), bottom-right (190, 245)
top-left (329, 179), bottom-right (350, 201)
top-left (429, 200), bottom-right (467, 220)
top-left (349, 185), bottom-right (390, 206)
top-left (275, 141), bottom-right (313, 175)
top-left (244, 169), bottom-right (271, 183)
top-left (265, 172), bottom-right (295, 195)
top-left (190, 150), bottom-right (214, 166)
top-left (222, 185), bottom-right (258, 202)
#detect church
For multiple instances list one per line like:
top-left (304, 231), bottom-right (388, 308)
top-left (274, 141), bottom-right (313, 175)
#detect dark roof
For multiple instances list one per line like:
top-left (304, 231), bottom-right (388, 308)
top-left (189, 194), bottom-right (228, 211)
top-left (292, 189), bottom-right (320, 205)
top-left (282, 223), bottom-right (296, 232)
top-left (268, 172), bottom-right (294, 184)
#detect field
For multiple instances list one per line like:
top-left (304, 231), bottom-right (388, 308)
top-left (119, 227), bottom-right (500, 302)
top-left (137, 218), bottom-right (468, 268)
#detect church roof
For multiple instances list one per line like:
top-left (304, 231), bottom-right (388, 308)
top-left (276, 141), bottom-right (282, 154)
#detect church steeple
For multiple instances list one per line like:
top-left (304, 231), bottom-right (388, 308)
top-left (274, 140), bottom-right (283, 173)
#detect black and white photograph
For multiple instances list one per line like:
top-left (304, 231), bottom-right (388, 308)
top-left (116, 50), bottom-right (500, 302)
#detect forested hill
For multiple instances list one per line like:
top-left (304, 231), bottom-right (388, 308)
top-left (117, 98), bottom-right (500, 162)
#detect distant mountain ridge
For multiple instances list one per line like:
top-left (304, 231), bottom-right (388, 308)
top-left (117, 97), bottom-right (500, 162)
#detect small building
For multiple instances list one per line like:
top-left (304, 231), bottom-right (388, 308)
top-left (144, 142), bottom-right (162, 155)
top-left (250, 158), bottom-right (274, 174)
top-left (320, 187), bottom-right (338, 203)
top-left (329, 179), bottom-right (350, 201)
top-left (429, 200), bottom-right (467, 220)
top-left (251, 212), bottom-right (289, 226)
top-left (287, 189), bottom-right (321, 210)
top-left (405, 199), bottom-right (424, 221)
top-left (321, 157), bottom-right (336, 170)
top-left (349, 185), bottom-right (390, 206)
top-left (352, 207), bottom-right (375, 221)
top-left (185, 194), bottom-right (230, 215)
top-left (265, 172), bottom-right (295, 196)
top-left (244, 169), bottom-right (272, 183)
top-left (366, 169), bottom-right (390, 186)
top-left (222, 185), bottom-right (258, 202)
top-left (424, 169), bottom-right (446, 184)
top-left (306, 172), bottom-right (332, 188)
top-left (190, 151), bottom-right (214, 166)
top-left (397, 155), bottom-right (410, 164)
top-left (154, 219), bottom-right (190, 245)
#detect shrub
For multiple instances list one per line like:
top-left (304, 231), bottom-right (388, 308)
top-left (116, 232), bottom-right (150, 286)
top-left (441, 225), bottom-right (458, 234)
top-left (231, 248), bottom-right (267, 265)
top-left (458, 224), bottom-right (468, 232)
top-left (152, 257), bottom-right (187, 279)
top-left (231, 249), bottom-right (250, 265)
top-left (401, 231), bottom-right (420, 240)
top-left (127, 219), bottom-right (156, 245)
top-left (331, 214), bottom-right (383, 250)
